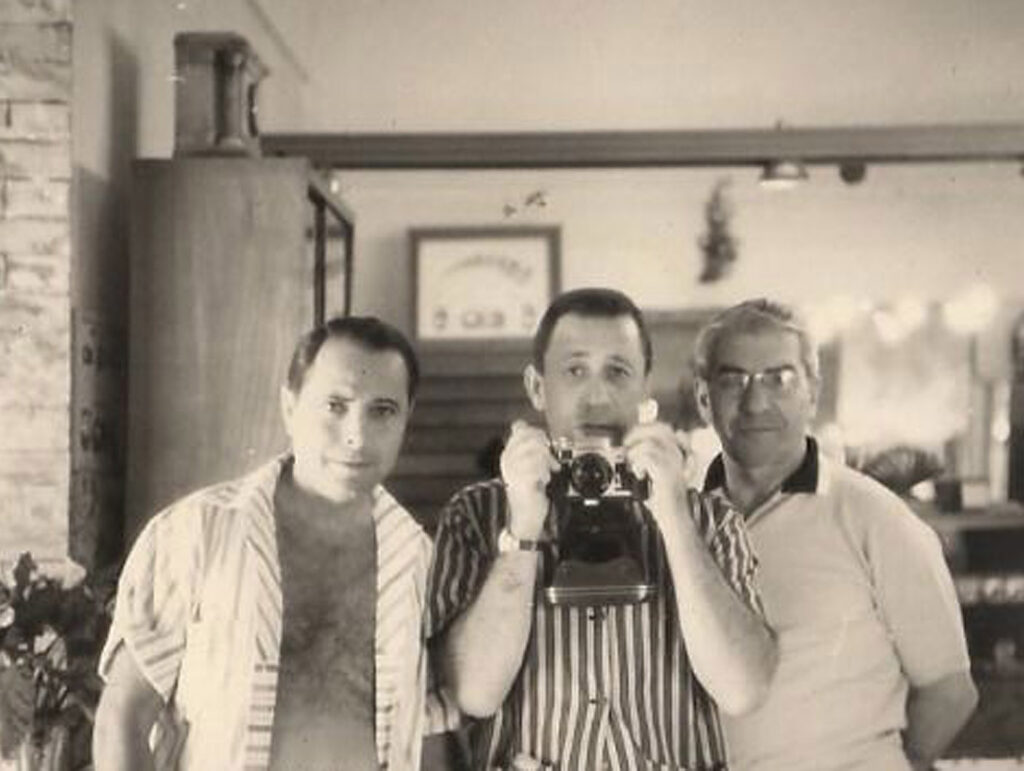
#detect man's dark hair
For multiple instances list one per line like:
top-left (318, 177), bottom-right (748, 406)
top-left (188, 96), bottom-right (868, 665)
top-left (532, 287), bottom-right (653, 374)
top-left (286, 315), bottom-right (420, 402)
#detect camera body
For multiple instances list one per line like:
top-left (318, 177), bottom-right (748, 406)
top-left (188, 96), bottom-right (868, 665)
top-left (543, 436), bottom-right (655, 606)
top-left (547, 436), bottom-right (650, 506)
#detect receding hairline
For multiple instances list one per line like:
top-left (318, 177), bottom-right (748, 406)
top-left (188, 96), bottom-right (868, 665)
top-left (285, 315), bottom-right (420, 401)
top-left (695, 300), bottom-right (820, 381)
top-left (533, 287), bottom-right (653, 374)
top-left (302, 335), bottom-right (412, 395)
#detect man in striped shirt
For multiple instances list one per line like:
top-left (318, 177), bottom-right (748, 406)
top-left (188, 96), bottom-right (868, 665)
top-left (429, 288), bottom-right (778, 770)
top-left (94, 316), bottom-right (434, 770)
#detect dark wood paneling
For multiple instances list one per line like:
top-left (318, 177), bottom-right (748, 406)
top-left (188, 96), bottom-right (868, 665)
top-left (126, 157), bottom-right (313, 541)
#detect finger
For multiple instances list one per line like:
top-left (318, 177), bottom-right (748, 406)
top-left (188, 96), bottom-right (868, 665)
top-left (502, 431), bottom-right (549, 463)
top-left (507, 418), bottom-right (529, 436)
top-left (622, 430), bottom-right (679, 460)
top-left (622, 420), bottom-right (673, 446)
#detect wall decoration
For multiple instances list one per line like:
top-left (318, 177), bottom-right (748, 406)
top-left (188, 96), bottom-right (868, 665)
top-left (697, 178), bottom-right (739, 283)
top-left (411, 226), bottom-right (560, 341)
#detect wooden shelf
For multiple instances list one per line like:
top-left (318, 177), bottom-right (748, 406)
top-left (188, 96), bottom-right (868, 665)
top-left (916, 503), bottom-right (1024, 533)
top-left (262, 123), bottom-right (1024, 170)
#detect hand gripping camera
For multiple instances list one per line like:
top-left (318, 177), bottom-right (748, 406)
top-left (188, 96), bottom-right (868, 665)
top-left (543, 436), bottom-right (656, 606)
top-left (547, 436), bottom-right (650, 506)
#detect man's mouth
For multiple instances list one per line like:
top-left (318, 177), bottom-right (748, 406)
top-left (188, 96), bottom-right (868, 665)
top-left (327, 457), bottom-right (374, 469)
top-left (736, 424), bottom-right (779, 433)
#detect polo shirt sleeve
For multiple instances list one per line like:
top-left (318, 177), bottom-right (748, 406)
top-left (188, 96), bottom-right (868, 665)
top-left (690, 488), bottom-right (765, 617)
top-left (427, 488), bottom-right (496, 639)
top-left (865, 501), bottom-right (971, 687)
top-left (98, 503), bottom-right (201, 702)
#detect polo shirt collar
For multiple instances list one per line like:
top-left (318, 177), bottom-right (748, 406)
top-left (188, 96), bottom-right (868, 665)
top-left (703, 436), bottom-right (821, 494)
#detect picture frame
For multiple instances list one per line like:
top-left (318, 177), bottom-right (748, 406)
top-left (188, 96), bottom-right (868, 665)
top-left (410, 226), bottom-right (561, 342)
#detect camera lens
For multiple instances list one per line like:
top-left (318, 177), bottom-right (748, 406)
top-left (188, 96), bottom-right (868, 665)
top-left (570, 452), bottom-right (613, 499)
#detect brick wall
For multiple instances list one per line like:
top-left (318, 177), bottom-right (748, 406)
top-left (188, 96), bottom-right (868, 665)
top-left (0, 0), bottom-right (72, 568)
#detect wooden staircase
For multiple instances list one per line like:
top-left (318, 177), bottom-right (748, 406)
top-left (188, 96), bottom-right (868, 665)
top-left (390, 346), bottom-right (534, 535)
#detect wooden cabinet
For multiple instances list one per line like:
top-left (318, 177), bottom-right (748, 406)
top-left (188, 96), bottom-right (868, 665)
top-left (125, 157), bottom-right (351, 542)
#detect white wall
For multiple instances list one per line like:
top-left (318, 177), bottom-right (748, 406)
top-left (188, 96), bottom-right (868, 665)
top-left (74, 0), bottom-right (1024, 349)
top-left (269, 0), bottom-right (1024, 133)
top-left (335, 163), bottom-right (1024, 373)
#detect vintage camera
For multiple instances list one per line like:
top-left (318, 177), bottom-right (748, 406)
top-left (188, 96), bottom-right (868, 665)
top-left (543, 436), bottom-right (655, 606)
top-left (547, 436), bottom-right (650, 506)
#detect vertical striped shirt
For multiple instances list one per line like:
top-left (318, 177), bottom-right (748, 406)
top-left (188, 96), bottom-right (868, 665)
top-left (428, 479), bottom-right (763, 771)
top-left (99, 455), bottom-right (433, 770)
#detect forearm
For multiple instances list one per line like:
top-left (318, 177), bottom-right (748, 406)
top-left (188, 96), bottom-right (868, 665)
top-left (904, 670), bottom-right (979, 769)
top-left (442, 551), bottom-right (539, 717)
top-left (661, 510), bottom-right (777, 715)
top-left (93, 691), bottom-right (157, 771)
top-left (93, 645), bottom-right (164, 771)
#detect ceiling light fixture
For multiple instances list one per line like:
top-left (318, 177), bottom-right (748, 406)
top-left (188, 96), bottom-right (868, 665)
top-left (839, 160), bottom-right (868, 185)
top-left (759, 159), bottom-right (808, 190)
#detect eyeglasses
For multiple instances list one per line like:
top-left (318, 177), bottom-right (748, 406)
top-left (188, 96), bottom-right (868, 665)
top-left (710, 366), bottom-right (802, 396)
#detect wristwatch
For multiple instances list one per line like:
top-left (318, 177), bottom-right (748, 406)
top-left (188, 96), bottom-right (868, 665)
top-left (497, 526), bottom-right (540, 554)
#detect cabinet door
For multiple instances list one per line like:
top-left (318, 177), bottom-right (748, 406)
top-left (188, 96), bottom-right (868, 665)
top-left (126, 158), bottom-right (312, 541)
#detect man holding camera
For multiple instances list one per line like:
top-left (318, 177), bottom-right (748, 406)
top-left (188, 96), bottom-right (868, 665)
top-left (428, 288), bottom-right (777, 770)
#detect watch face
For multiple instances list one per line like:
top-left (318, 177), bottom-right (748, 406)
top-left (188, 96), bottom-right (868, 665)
top-left (498, 528), bottom-right (536, 553)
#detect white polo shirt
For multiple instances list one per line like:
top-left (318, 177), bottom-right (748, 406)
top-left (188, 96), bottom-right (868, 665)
top-left (704, 439), bottom-right (971, 771)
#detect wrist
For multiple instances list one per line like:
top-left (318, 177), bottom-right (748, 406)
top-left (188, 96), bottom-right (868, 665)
top-left (497, 526), bottom-right (541, 554)
top-left (504, 490), bottom-right (548, 541)
top-left (650, 484), bottom-right (698, 540)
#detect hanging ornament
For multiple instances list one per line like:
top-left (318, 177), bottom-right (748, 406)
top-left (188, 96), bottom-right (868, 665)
top-left (697, 178), bottom-right (739, 283)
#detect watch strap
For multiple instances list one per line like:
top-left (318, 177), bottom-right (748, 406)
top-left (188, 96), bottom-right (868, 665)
top-left (498, 527), bottom-right (540, 553)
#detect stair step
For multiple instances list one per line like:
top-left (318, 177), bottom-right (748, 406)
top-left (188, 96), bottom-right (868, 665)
top-left (412, 400), bottom-right (533, 427)
top-left (416, 375), bottom-right (526, 402)
top-left (395, 452), bottom-right (480, 476)
top-left (406, 425), bottom-right (510, 454)
top-left (420, 347), bottom-right (530, 377)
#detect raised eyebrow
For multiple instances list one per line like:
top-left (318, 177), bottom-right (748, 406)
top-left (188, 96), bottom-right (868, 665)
top-left (714, 364), bottom-right (749, 375)
top-left (606, 356), bottom-right (636, 372)
top-left (557, 353), bottom-right (590, 369)
top-left (561, 350), bottom-right (591, 362)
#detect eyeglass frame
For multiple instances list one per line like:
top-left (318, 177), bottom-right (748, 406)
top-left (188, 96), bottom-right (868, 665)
top-left (705, 364), bottom-right (807, 397)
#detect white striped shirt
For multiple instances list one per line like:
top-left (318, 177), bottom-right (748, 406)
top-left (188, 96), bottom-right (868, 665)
top-left (99, 455), bottom-right (433, 770)
top-left (429, 480), bottom-right (762, 771)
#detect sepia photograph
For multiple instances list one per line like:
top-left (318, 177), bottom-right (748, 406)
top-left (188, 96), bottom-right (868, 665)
top-left (1, 0), bottom-right (1023, 768)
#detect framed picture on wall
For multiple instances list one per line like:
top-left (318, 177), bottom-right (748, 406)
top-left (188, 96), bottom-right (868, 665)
top-left (410, 226), bottom-right (561, 342)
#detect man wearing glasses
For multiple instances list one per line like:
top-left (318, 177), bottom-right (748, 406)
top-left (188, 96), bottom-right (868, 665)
top-left (694, 298), bottom-right (977, 771)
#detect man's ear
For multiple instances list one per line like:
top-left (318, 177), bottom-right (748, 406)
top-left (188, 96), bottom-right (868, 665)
top-left (400, 397), bottom-right (416, 445)
top-left (280, 385), bottom-right (297, 438)
top-left (694, 379), bottom-right (713, 425)
top-left (524, 364), bottom-right (546, 412)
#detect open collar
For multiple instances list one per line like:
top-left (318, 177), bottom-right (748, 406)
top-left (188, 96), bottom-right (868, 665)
top-left (703, 436), bottom-right (821, 495)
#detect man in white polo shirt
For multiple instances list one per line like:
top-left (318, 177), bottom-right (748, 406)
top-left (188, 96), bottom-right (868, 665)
top-left (694, 298), bottom-right (977, 771)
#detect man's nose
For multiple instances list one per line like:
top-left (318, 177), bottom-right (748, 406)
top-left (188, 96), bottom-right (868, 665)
top-left (739, 378), bottom-right (771, 412)
top-left (340, 412), bottom-right (368, 448)
top-left (581, 377), bottom-right (613, 407)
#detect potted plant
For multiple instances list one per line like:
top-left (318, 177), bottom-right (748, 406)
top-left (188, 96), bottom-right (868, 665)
top-left (0, 554), bottom-right (116, 771)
